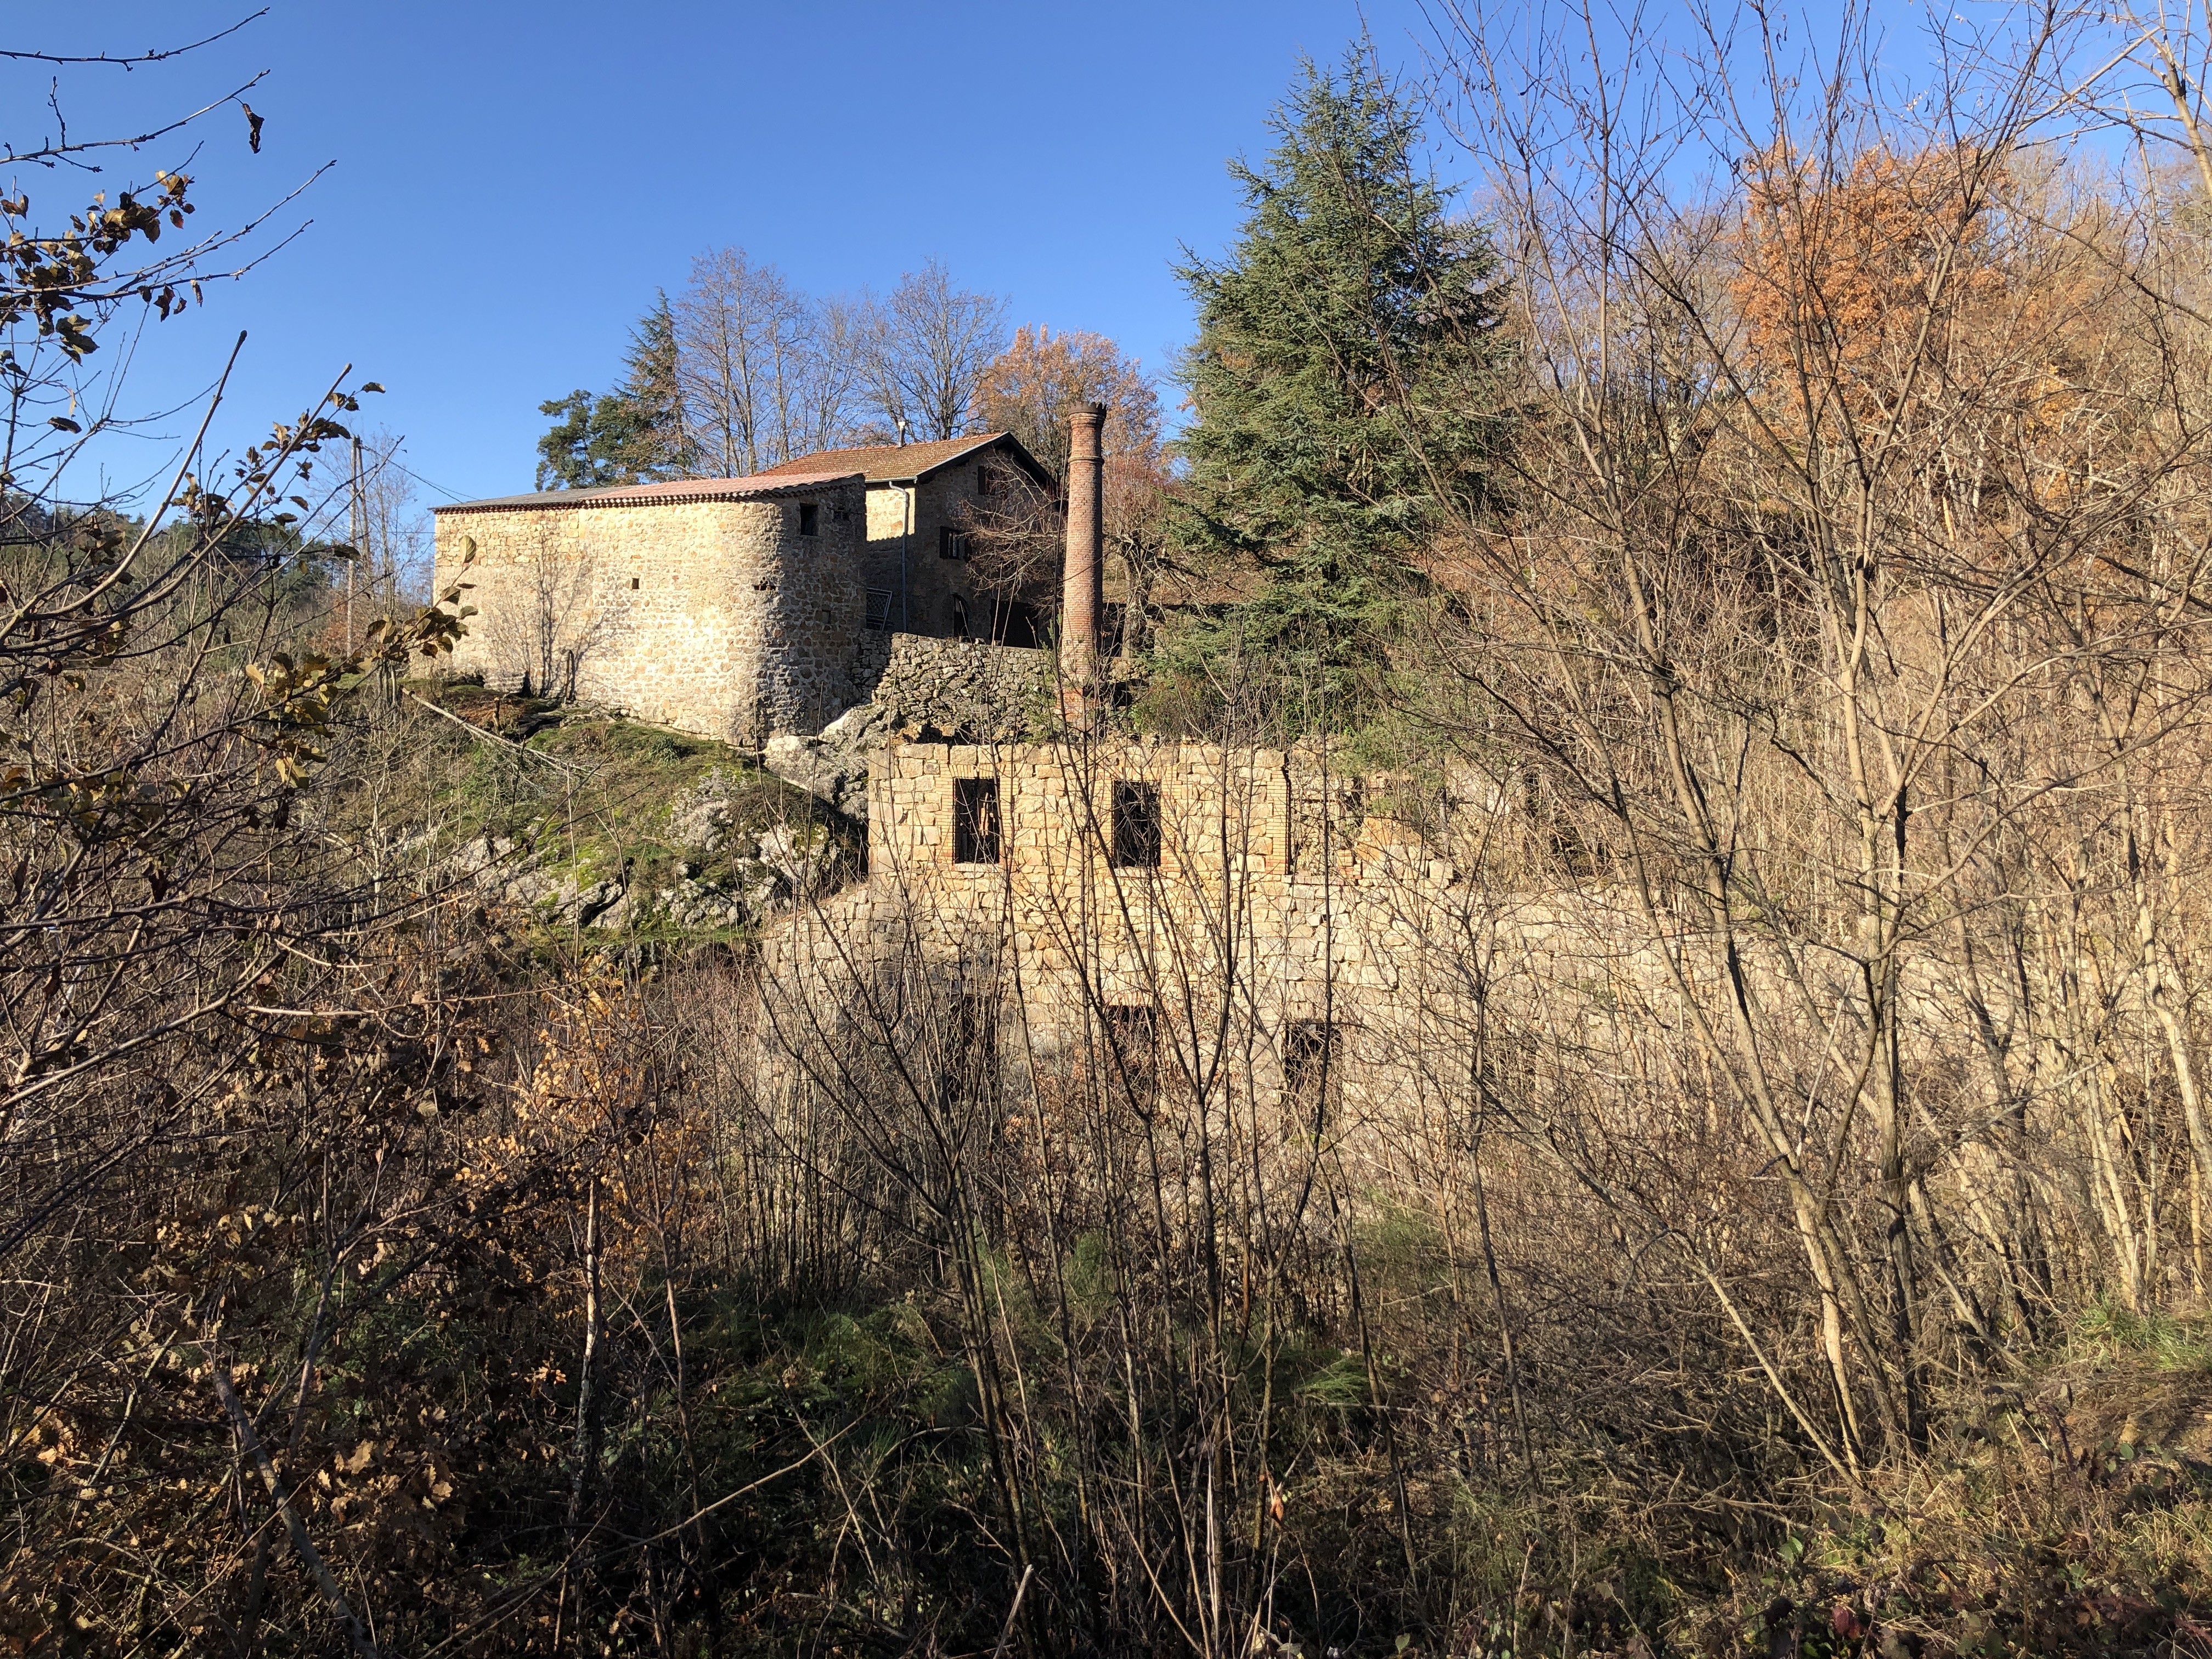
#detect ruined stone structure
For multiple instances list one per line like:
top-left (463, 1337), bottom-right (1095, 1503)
top-left (753, 730), bottom-right (1481, 1125)
top-left (430, 431), bottom-right (1057, 747)
top-left (864, 735), bottom-right (1451, 1021)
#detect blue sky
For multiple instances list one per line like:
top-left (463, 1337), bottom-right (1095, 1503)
top-left (12, 1), bottom-right (1447, 510)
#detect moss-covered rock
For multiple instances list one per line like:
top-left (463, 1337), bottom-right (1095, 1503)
top-left (364, 680), bottom-right (860, 941)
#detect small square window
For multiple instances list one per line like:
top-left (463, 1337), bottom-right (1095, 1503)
top-left (798, 503), bottom-right (819, 537)
top-left (1110, 781), bottom-right (1161, 869)
top-left (977, 464), bottom-right (997, 498)
top-left (865, 589), bottom-right (894, 631)
top-left (939, 526), bottom-right (969, 561)
top-left (953, 777), bottom-right (1001, 865)
top-left (630, 576), bottom-right (640, 590)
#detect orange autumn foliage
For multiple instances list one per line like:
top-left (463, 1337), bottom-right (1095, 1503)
top-left (1730, 142), bottom-right (2148, 523)
top-left (1734, 143), bottom-right (2009, 407)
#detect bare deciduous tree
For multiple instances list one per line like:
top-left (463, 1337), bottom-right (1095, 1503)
top-left (857, 256), bottom-right (1011, 442)
top-left (672, 249), bottom-right (881, 476)
top-left (964, 325), bottom-right (1174, 649)
top-left (674, 246), bottom-right (811, 477)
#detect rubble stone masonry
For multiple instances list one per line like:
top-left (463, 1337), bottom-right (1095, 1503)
top-left (860, 461), bottom-right (995, 638)
top-left (850, 737), bottom-right (1462, 1073)
top-left (862, 634), bottom-right (1052, 740)
top-left (432, 476), bottom-right (871, 746)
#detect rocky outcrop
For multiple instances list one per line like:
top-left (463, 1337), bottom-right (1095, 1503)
top-left (425, 788), bottom-right (845, 936)
top-left (760, 702), bottom-right (885, 819)
top-left (663, 766), bottom-right (761, 857)
top-left (432, 832), bottom-right (634, 927)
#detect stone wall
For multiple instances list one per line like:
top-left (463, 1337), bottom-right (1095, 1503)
top-left (758, 636), bottom-right (1056, 820)
top-left (859, 458), bottom-right (1002, 639)
top-left (854, 739), bottom-right (1463, 1063)
top-left (757, 734), bottom-right (1947, 1187)
top-left (866, 634), bottom-right (1052, 739)
top-left (432, 478), bottom-right (870, 745)
top-left (737, 736), bottom-right (1507, 1178)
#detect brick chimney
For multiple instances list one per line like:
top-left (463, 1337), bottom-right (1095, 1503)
top-left (1060, 400), bottom-right (1107, 703)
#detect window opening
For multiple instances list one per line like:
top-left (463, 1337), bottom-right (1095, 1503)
top-left (939, 526), bottom-right (969, 561)
top-left (1475, 1024), bottom-right (1538, 1114)
top-left (1110, 781), bottom-right (1161, 869)
top-left (941, 991), bottom-right (1000, 1111)
top-left (865, 589), bottom-right (895, 632)
top-left (953, 777), bottom-right (1002, 865)
top-left (950, 596), bottom-right (968, 639)
top-left (1102, 1003), bottom-right (1159, 1111)
top-left (1285, 774), bottom-right (1363, 879)
top-left (1282, 1018), bottom-right (1342, 1138)
top-left (798, 502), bottom-right (819, 537)
top-left (992, 600), bottom-right (1042, 648)
top-left (630, 576), bottom-right (640, 590)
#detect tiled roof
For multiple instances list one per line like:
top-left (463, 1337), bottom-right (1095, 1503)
top-left (752, 432), bottom-right (1054, 488)
top-left (433, 470), bottom-right (861, 515)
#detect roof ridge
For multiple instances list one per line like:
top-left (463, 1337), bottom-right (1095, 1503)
top-left (433, 469), bottom-right (862, 515)
top-left (752, 431), bottom-right (1053, 487)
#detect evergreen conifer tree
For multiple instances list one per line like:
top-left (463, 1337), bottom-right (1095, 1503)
top-left (533, 390), bottom-right (612, 490)
top-left (534, 292), bottom-right (695, 489)
top-left (1171, 52), bottom-right (1514, 724)
top-left (616, 291), bottom-right (693, 479)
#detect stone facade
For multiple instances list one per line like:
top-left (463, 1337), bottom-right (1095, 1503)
top-left (432, 473), bottom-right (871, 746)
top-left (432, 433), bottom-right (1059, 751)
top-left (857, 458), bottom-right (1018, 641)
top-left (754, 433), bottom-right (1057, 647)
top-left (790, 737), bottom-right (1474, 1114)
top-left (738, 733), bottom-right (1530, 1205)
top-left (768, 733), bottom-right (1912, 1105)
top-left (758, 636), bottom-right (1056, 819)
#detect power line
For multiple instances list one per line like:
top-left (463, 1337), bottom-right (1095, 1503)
top-left (359, 439), bottom-right (466, 505)
top-left (384, 457), bottom-right (469, 504)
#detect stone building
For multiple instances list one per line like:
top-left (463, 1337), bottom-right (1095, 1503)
top-left (753, 432), bottom-right (1056, 646)
top-left (748, 724), bottom-right (1502, 1161)
top-left (430, 431), bottom-right (1055, 747)
top-left (866, 734), bottom-right (1453, 1009)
